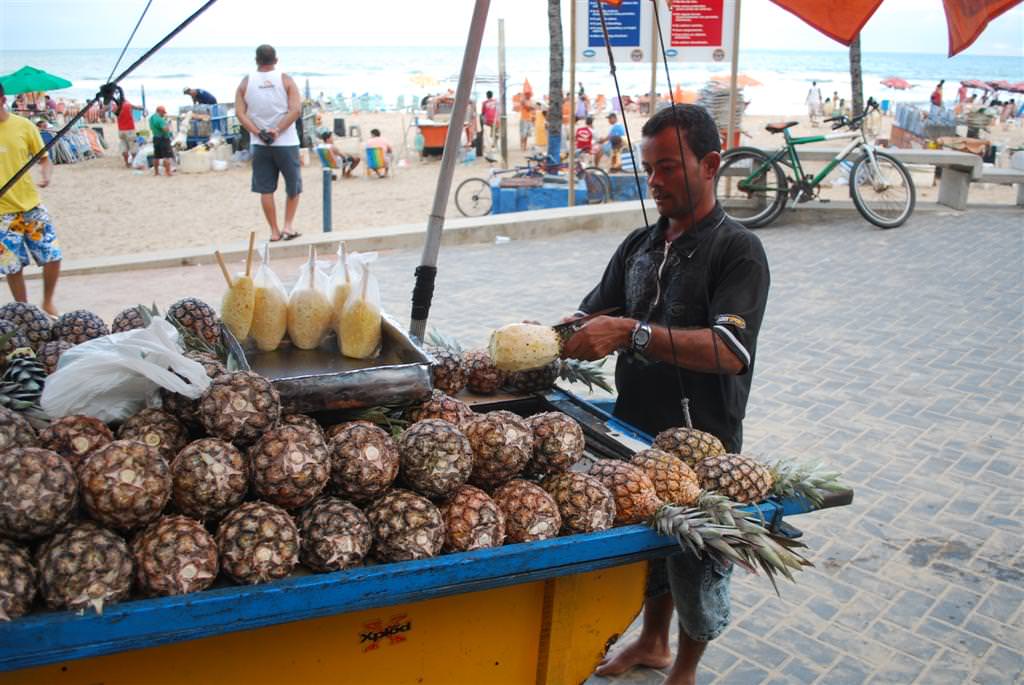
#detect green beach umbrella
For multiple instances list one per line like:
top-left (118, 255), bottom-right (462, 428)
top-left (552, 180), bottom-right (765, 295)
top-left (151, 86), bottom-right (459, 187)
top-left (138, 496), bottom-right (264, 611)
top-left (0, 66), bottom-right (73, 95)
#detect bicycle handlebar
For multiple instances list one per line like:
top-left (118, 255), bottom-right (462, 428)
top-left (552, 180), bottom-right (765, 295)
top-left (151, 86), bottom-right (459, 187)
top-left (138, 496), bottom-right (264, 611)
top-left (829, 97), bottom-right (879, 131)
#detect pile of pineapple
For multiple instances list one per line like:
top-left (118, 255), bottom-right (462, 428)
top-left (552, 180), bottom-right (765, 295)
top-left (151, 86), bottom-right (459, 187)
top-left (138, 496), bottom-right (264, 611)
top-left (0, 300), bottom-right (840, 623)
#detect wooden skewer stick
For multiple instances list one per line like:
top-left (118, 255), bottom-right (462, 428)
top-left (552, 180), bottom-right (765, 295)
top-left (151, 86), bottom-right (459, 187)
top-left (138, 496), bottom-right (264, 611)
top-left (340, 242), bottom-right (350, 284)
top-left (245, 231), bottom-right (255, 278)
top-left (214, 251), bottom-right (233, 287)
top-left (309, 246), bottom-right (316, 283)
top-left (361, 264), bottom-right (370, 301)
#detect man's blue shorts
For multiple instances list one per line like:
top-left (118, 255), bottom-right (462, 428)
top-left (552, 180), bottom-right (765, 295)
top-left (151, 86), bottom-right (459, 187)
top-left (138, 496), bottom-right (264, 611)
top-left (0, 205), bottom-right (63, 275)
top-left (251, 144), bottom-right (302, 196)
top-left (647, 553), bottom-right (733, 642)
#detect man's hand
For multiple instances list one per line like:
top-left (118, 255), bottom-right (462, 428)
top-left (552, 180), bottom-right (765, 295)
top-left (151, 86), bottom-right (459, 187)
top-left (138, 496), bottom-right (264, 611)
top-left (562, 316), bottom-right (631, 361)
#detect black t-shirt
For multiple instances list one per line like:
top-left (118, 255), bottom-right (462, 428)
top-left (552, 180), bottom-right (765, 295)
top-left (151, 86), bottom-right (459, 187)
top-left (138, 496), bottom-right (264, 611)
top-left (579, 204), bottom-right (770, 452)
top-left (194, 89), bottom-right (218, 105)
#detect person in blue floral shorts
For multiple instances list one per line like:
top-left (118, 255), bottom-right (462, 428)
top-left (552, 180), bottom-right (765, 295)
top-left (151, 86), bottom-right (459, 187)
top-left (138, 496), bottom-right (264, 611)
top-left (0, 83), bottom-right (62, 315)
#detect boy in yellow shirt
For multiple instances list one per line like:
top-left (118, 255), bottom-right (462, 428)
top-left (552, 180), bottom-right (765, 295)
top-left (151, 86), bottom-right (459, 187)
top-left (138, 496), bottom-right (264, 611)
top-left (0, 83), bottom-right (61, 315)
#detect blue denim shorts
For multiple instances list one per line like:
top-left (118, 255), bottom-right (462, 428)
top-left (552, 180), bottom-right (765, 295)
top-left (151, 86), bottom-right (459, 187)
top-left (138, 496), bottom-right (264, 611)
top-left (647, 553), bottom-right (733, 642)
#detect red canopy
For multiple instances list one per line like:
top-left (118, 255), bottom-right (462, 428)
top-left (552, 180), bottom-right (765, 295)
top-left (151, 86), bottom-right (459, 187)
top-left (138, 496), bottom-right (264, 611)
top-left (988, 79), bottom-right (1015, 91)
top-left (960, 79), bottom-right (993, 90)
top-left (881, 76), bottom-right (912, 90)
top-left (769, 0), bottom-right (1020, 56)
top-left (1010, 82), bottom-right (1024, 94)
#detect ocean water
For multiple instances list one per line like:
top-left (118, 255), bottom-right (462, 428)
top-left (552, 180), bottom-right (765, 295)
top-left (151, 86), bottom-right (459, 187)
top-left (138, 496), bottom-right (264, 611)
top-left (1, 46), bottom-right (1020, 115)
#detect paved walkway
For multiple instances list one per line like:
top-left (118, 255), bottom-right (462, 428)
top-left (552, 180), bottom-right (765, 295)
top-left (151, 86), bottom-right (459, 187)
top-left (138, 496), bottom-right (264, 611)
top-left (19, 207), bottom-right (1023, 684)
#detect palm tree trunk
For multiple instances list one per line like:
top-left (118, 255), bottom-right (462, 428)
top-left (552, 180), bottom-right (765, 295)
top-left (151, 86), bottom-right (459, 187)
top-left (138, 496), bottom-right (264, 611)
top-left (849, 34), bottom-right (863, 117)
top-left (546, 0), bottom-right (563, 165)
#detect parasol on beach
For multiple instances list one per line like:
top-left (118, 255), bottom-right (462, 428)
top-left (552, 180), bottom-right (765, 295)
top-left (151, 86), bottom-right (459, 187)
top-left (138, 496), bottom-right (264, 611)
top-left (711, 73), bottom-right (762, 88)
top-left (409, 72), bottom-right (440, 89)
top-left (0, 65), bottom-right (72, 95)
top-left (987, 79), bottom-right (1016, 92)
top-left (1009, 82), bottom-right (1024, 94)
top-left (960, 79), bottom-right (992, 91)
top-left (880, 76), bottom-right (913, 90)
top-left (768, 0), bottom-right (1018, 56)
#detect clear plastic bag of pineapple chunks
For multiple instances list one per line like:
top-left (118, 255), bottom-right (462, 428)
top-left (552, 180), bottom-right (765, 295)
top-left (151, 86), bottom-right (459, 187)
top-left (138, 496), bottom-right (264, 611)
top-left (339, 251), bottom-right (382, 359)
top-left (287, 246), bottom-right (333, 350)
top-left (250, 241), bottom-right (289, 352)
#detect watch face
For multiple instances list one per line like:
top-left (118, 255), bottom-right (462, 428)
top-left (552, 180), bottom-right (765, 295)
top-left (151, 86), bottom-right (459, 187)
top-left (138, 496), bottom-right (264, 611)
top-left (633, 324), bottom-right (651, 350)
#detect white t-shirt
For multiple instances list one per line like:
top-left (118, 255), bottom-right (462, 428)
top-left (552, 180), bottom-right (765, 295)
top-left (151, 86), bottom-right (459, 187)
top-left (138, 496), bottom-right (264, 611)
top-left (244, 69), bottom-right (299, 147)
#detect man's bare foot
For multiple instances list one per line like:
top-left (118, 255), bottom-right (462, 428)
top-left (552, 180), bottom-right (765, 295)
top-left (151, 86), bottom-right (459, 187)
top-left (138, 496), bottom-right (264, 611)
top-left (41, 302), bottom-right (59, 317)
top-left (593, 638), bottom-right (672, 677)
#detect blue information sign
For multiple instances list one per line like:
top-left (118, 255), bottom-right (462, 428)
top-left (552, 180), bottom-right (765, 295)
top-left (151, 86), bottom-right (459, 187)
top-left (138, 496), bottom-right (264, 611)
top-left (587, 0), bottom-right (642, 48)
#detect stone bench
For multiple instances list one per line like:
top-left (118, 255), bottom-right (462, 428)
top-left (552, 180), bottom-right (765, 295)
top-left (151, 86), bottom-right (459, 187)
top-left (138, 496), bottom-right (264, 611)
top-left (976, 167), bottom-right (1024, 207)
top-left (794, 147), bottom-right (982, 211)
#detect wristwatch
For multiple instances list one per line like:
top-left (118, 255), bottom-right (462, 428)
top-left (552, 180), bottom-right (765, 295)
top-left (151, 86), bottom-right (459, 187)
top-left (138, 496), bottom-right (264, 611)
top-left (630, 321), bottom-right (653, 353)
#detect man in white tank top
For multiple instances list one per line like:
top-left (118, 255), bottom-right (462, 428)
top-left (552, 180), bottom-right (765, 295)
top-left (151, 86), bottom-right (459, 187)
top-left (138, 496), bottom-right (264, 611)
top-left (235, 44), bottom-right (302, 241)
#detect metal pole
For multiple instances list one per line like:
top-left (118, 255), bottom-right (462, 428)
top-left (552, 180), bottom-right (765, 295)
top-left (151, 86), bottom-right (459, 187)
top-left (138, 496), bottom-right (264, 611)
top-left (725, 0), bottom-right (742, 151)
top-left (498, 18), bottom-right (509, 168)
top-left (568, 0), bottom-right (577, 207)
top-left (649, 0), bottom-right (659, 116)
top-left (410, 0), bottom-right (491, 340)
top-left (322, 168), bottom-right (332, 232)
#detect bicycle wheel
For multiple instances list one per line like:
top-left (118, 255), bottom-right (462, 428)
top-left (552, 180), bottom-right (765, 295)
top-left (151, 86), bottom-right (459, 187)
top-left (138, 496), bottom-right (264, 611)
top-left (715, 147), bottom-right (787, 227)
top-left (849, 151), bottom-right (915, 229)
top-left (454, 177), bottom-right (493, 217)
top-left (582, 166), bottom-right (612, 204)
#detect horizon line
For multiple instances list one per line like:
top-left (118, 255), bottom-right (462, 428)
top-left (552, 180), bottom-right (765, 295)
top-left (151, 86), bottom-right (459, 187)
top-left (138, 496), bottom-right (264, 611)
top-left (4, 44), bottom-right (1021, 58)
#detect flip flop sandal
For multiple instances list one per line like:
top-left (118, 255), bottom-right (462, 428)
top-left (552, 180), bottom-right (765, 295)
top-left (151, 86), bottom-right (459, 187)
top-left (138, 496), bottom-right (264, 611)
top-left (270, 235), bottom-right (284, 242)
top-left (282, 232), bottom-right (301, 241)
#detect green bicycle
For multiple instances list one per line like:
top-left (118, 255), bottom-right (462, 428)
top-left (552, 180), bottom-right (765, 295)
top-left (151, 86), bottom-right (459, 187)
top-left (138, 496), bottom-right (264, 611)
top-left (716, 98), bottom-right (915, 229)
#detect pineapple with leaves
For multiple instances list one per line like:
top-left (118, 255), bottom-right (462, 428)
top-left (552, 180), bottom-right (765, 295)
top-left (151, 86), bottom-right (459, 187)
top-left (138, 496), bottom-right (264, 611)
top-left (36, 521), bottom-right (134, 615)
top-left (404, 389), bottom-right (474, 428)
top-left (425, 331), bottom-right (468, 395)
top-left (166, 298), bottom-right (222, 347)
top-left (366, 489), bottom-right (445, 562)
top-left (0, 405), bottom-right (37, 452)
top-left (542, 472), bottom-right (616, 535)
top-left (51, 309), bottom-right (109, 345)
top-left (0, 447), bottom-right (78, 540)
top-left (217, 501), bottom-right (300, 584)
top-left (0, 350), bottom-right (47, 426)
top-left (652, 427), bottom-right (725, 468)
top-left (35, 340), bottom-right (73, 375)
top-left (589, 459), bottom-right (662, 525)
top-left (440, 484), bottom-right (505, 552)
top-left (111, 303), bottom-right (161, 334)
top-left (131, 515), bottom-right (219, 597)
top-left (0, 302), bottom-right (52, 351)
top-left (297, 496), bottom-right (373, 572)
top-left (327, 423), bottom-right (399, 503)
top-left (0, 321), bottom-right (30, 358)
top-left (632, 448), bottom-right (701, 506)
top-left (39, 414), bottom-right (114, 468)
top-left (0, 540), bottom-right (37, 621)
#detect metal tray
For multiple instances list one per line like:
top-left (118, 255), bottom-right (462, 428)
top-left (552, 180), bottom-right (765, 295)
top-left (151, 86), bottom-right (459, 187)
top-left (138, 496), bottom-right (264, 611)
top-left (230, 315), bottom-right (432, 413)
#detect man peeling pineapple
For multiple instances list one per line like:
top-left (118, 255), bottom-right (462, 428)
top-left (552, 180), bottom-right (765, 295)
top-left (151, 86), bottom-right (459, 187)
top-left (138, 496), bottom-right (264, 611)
top-left (546, 106), bottom-right (768, 685)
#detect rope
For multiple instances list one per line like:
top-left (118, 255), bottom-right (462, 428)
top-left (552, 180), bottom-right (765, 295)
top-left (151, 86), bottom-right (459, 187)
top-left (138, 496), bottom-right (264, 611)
top-left (0, 0), bottom-right (219, 200)
top-left (107, 0), bottom-right (155, 85)
top-left (595, 0), bottom-right (650, 229)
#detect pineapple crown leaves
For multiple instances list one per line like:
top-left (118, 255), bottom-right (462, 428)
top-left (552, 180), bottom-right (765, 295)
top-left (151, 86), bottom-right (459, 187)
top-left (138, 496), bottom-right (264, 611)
top-left (558, 358), bottom-right (613, 394)
top-left (132, 303), bottom-right (162, 328)
top-left (351, 405), bottom-right (410, 438)
top-left (649, 492), bottom-right (813, 597)
top-left (425, 329), bottom-right (464, 354)
top-left (768, 458), bottom-right (846, 509)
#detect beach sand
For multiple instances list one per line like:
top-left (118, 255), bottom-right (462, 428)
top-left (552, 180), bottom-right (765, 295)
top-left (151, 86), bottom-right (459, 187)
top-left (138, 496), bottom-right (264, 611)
top-left (37, 109), bottom-right (1023, 263)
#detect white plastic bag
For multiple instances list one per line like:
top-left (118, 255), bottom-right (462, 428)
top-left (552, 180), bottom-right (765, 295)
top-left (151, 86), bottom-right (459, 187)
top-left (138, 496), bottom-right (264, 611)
top-left (41, 318), bottom-right (212, 423)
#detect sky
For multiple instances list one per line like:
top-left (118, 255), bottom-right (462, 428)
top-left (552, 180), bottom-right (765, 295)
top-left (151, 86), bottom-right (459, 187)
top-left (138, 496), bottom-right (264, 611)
top-left (1, 0), bottom-right (1022, 56)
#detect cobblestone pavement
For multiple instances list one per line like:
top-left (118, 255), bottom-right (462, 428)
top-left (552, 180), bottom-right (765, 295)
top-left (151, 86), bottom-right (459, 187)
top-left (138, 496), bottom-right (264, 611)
top-left (27, 207), bottom-right (1023, 684)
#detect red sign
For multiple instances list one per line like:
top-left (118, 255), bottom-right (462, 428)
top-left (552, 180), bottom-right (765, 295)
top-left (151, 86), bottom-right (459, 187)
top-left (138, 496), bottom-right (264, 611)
top-left (669, 0), bottom-right (724, 47)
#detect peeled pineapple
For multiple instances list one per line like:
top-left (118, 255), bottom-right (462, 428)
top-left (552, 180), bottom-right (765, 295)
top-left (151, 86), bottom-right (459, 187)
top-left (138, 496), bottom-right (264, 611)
top-left (489, 323), bottom-right (562, 372)
top-left (251, 284), bottom-right (288, 352)
top-left (217, 243), bottom-right (256, 341)
top-left (339, 264), bottom-right (381, 359)
top-left (287, 247), bottom-right (332, 350)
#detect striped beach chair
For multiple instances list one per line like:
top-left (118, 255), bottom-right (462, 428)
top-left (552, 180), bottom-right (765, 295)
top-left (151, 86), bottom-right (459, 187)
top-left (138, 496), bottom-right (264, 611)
top-left (365, 147), bottom-right (389, 177)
